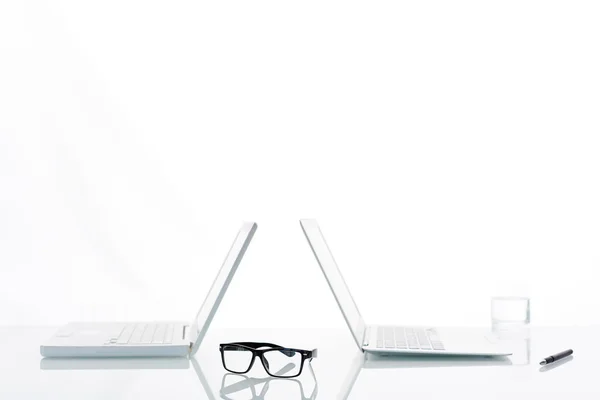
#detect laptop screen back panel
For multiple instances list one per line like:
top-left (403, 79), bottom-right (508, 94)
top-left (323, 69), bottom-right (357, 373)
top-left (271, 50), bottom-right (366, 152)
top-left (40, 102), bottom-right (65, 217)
top-left (189, 222), bottom-right (258, 355)
top-left (300, 219), bottom-right (366, 349)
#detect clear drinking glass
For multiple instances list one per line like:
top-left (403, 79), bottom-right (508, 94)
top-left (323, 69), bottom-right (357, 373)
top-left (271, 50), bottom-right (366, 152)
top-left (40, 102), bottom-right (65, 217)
top-left (491, 296), bottom-right (530, 331)
top-left (490, 295), bottom-right (531, 365)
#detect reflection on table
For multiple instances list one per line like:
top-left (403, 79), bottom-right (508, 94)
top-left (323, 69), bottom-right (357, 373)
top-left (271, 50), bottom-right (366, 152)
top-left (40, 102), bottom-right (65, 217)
top-left (490, 327), bottom-right (531, 366)
top-left (40, 356), bottom-right (318, 400)
top-left (219, 362), bottom-right (318, 400)
top-left (338, 351), bottom-right (514, 399)
top-left (539, 355), bottom-right (574, 373)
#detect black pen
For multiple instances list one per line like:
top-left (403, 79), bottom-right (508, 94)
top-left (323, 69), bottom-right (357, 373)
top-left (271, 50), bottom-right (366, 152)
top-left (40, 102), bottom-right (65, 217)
top-left (539, 349), bottom-right (573, 365)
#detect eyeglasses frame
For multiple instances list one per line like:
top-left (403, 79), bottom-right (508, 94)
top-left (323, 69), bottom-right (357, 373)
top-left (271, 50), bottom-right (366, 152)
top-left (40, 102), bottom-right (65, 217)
top-left (219, 342), bottom-right (318, 378)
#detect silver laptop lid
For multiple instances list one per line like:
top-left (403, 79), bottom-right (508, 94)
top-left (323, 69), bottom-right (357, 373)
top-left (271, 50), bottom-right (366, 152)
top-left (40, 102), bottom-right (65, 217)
top-left (300, 219), bottom-right (366, 349)
top-left (189, 221), bottom-right (258, 355)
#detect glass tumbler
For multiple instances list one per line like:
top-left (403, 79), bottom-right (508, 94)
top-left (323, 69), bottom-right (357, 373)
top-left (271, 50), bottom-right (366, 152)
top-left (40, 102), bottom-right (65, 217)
top-left (491, 296), bottom-right (530, 332)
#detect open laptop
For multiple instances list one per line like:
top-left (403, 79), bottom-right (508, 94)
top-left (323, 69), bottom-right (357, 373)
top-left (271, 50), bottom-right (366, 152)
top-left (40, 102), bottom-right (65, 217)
top-left (300, 219), bottom-right (510, 357)
top-left (40, 221), bottom-right (257, 358)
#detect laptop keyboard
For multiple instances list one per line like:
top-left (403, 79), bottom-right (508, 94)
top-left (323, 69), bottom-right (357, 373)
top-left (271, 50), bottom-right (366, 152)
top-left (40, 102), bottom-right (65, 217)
top-left (376, 327), bottom-right (445, 351)
top-left (105, 323), bottom-right (175, 345)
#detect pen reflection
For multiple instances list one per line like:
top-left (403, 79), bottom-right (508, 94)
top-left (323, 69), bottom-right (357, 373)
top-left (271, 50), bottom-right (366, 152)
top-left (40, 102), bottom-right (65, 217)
top-left (539, 355), bottom-right (574, 372)
top-left (219, 362), bottom-right (318, 400)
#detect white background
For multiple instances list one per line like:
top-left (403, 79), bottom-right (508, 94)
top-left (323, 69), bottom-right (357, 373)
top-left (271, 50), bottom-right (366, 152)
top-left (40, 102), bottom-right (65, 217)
top-left (1, 1), bottom-right (599, 330)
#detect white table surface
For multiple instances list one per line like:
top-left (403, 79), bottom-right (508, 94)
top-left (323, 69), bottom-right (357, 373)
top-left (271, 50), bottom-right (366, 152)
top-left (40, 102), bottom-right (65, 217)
top-left (0, 326), bottom-right (596, 399)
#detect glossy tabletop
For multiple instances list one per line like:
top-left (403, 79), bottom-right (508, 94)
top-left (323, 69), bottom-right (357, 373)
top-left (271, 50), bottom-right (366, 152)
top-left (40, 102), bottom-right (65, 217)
top-left (0, 326), bottom-right (597, 399)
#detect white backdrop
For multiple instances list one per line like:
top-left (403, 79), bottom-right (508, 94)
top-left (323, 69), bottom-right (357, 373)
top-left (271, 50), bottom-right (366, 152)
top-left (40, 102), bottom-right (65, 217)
top-left (1, 1), bottom-right (599, 330)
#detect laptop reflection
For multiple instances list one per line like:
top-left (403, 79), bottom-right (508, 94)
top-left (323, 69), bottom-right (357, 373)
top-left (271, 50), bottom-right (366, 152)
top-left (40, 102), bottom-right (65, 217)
top-left (339, 352), bottom-right (513, 399)
top-left (40, 357), bottom-right (318, 399)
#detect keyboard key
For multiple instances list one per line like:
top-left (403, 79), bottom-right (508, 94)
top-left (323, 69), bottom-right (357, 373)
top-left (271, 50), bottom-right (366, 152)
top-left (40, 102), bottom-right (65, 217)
top-left (376, 341), bottom-right (383, 349)
top-left (140, 324), bottom-right (157, 344)
top-left (152, 324), bottom-right (167, 344)
top-left (432, 343), bottom-right (445, 350)
top-left (128, 324), bottom-right (146, 344)
top-left (164, 325), bottom-right (174, 344)
top-left (385, 341), bottom-right (395, 349)
top-left (117, 325), bottom-right (136, 344)
top-left (384, 327), bottom-right (394, 341)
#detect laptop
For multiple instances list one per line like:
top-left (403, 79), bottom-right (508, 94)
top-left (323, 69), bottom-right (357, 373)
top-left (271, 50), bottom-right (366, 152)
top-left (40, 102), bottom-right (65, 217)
top-left (40, 221), bottom-right (257, 358)
top-left (300, 219), bottom-right (511, 357)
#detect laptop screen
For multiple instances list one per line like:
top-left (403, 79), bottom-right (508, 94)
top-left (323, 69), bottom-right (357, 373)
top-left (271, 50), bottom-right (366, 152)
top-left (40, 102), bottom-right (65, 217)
top-left (189, 222), bottom-right (258, 355)
top-left (300, 219), bottom-right (366, 349)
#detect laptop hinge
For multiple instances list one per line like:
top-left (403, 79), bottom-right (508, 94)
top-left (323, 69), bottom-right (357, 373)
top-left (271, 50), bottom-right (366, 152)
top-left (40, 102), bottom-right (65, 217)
top-left (185, 325), bottom-right (194, 351)
top-left (362, 326), bottom-right (370, 347)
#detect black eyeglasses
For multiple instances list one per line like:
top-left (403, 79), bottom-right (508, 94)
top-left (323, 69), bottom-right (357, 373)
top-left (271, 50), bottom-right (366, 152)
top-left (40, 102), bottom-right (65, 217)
top-left (219, 342), bottom-right (318, 378)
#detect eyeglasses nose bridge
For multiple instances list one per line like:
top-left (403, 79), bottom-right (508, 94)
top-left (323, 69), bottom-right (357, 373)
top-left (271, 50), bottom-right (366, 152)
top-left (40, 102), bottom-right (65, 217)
top-left (243, 351), bottom-right (269, 373)
top-left (259, 353), bottom-right (270, 371)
